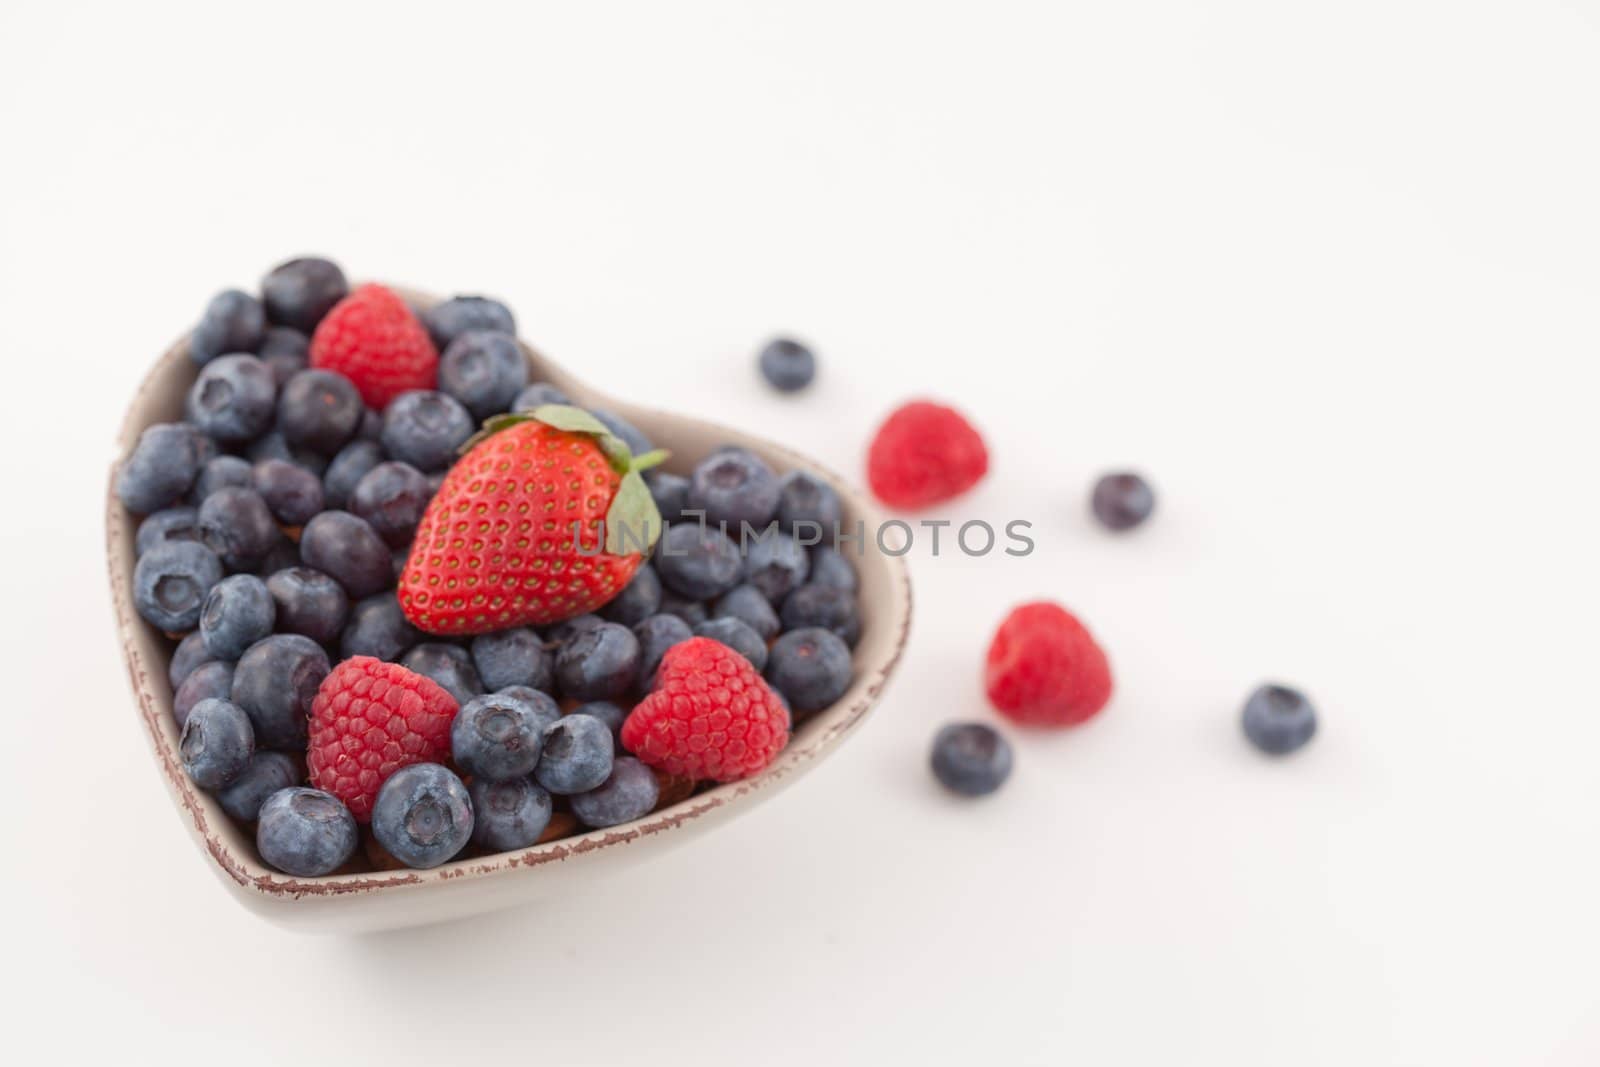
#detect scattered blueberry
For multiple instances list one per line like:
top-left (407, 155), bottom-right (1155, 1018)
top-left (190, 289), bottom-right (265, 366)
top-left (695, 617), bottom-right (768, 670)
top-left (401, 643), bottom-right (484, 705)
top-left (277, 368), bottom-right (362, 455)
top-left (265, 567), bottom-right (350, 645)
top-left (556, 622), bottom-right (640, 701)
top-left (570, 701), bottom-right (627, 749)
top-left (757, 337), bottom-right (815, 392)
top-left (777, 470), bottom-right (841, 537)
top-left (600, 564), bottom-right (662, 627)
top-left (381, 390), bottom-right (474, 472)
top-left (196, 487), bottom-right (279, 571)
top-left (646, 471), bottom-right (690, 524)
top-left (781, 583), bottom-right (861, 646)
top-left (1241, 684), bottom-right (1318, 755)
top-left (421, 295), bottom-right (515, 352)
top-left (200, 574), bottom-right (276, 660)
top-left (252, 458), bottom-right (324, 525)
top-left (349, 461), bottom-right (430, 546)
top-left (136, 506), bottom-right (201, 556)
top-left (686, 448), bottom-right (781, 529)
top-left (118, 423), bottom-right (200, 514)
top-left (439, 330), bottom-right (528, 419)
top-left (321, 439), bottom-right (384, 510)
top-left (712, 583), bottom-right (780, 640)
top-left (256, 787), bottom-right (357, 876)
top-left (469, 628), bottom-right (552, 693)
top-left (194, 454), bottom-right (253, 501)
top-left (808, 545), bottom-right (859, 592)
top-left (468, 776), bottom-right (552, 851)
top-left (260, 256), bottom-right (348, 333)
top-left (180, 697), bottom-right (255, 789)
top-left (299, 511), bottom-right (393, 598)
top-left (231, 634), bottom-right (330, 750)
top-left (590, 409), bottom-right (652, 457)
top-left (173, 659), bottom-right (234, 728)
top-left (341, 592), bottom-right (420, 662)
top-left (133, 540), bottom-right (223, 632)
top-left (452, 690), bottom-right (555, 781)
top-left (512, 382), bottom-right (572, 411)
top-left (259, 327), bottom-right (310, 386)
top-left (1091, 472), bottom-right (1156, 531)
top-left (216, 751), bottom-right (301, 822)
top-left (632, 613), bottom-right (693, 688)
top-left (930, 723), bottom-right (1013, 797)
top-left (656, 523), bottom-right (743, 600)
top-left (765, 627), bottom-right (852, 714)
top-left (570, 757), bottom-right (659, 829)
top-left (535, 714), bottom-right (615, 795)
top-left (371, 763), bottom-right (474, 869)
top-left (743, 531), bottom-right (810, 603)
top-left (186, 354), bottom-right (276, 444)
top-left (168, 631), bottom-right (211, 689)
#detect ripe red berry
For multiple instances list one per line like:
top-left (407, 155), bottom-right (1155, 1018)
top-left (621, 637), bottom-right (790, 782)
top-left (309, 283), bottom-right (439, 409)
top-left (866, 400), bottom-right (988, 510)
top-left (985, 602), bottom-right (1112, 727)
top-left (306, 656), bottom-right (460, 822)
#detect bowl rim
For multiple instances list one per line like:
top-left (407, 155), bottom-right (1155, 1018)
top-left (108, 290), bottom-right (912, 903)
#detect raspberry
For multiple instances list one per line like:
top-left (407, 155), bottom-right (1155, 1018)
top-left (621, 637), bottom-right (790, 782)
top-left (309, 283), bottom-right (439, 409)
top-left (306, 656), bottom-right (460, 822)
top-left (985, 602), bottom-right (1112, 727)
top-left (866, 400), bottom-right (988, 510)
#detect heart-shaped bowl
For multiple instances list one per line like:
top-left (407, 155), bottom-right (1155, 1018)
top-left (107, 285), bottom-right (912, 933)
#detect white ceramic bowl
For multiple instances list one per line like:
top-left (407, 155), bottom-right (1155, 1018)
top-left (107, 287), bottom-right (912, 933)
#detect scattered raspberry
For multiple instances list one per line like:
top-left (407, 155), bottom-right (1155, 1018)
top-left (985, 602), bottom-right (1112, 727)
top-left (306, 656), bottom-right (460, 821)
top-left (309, 283), bottom-right (439, 409)
top-left (866, 400), bottom-right (988, 510)
top-left (621, 637), bottom-right (790, 782)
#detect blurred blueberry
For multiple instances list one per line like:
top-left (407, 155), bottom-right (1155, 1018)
top-left (186, 354), bottom-right (276, 444)
top-left (190, 289), bottom-right (265, 366)
top-left (118, 423), bottom-right (200, 514)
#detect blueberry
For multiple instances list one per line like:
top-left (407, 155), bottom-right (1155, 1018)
top-left (1091, 472), bottom-right (1156, 531)
top-left (190, 289), bottom-right (265, 366)
top-left (656, 523), bottom-right (743, 600)
top-left (168, 631), bottom-right (211, 689)
top-left (777, 470), bottom-right (841, 537)
top-left (118, 423), bottom-right (200, 514)
top-left (402, 643), bottom-right (484, 705)
top-left (136, 506), bottom-right (202, 556)
top-left (743, 531), bottom-right (810, 603)
top-left (173, 659), bottom-right (234, 728)
top-left (371, 763), bottom-right (474, 869)
top-left (757, 337), bottom-right (815, 392)
top-left (1241, 684), bottom-right (1318, 755)
top-left (808, 545), bottom-right (858, 592)
top-left (600, 564), bottom-right (661, 627)
top-left (196, 487), bottom-right (278, 571)
top-left (712, 584), bottom-right (780, 641)
top-left (322, 439), bottom-right (383, 510)
top-left (469, 628), bottom-right (552, 693)
top-left (494, 687), bottom-right (564, 732)
top-left (556, 622), bottom-right (640, 701)
top-left (341, 592), bottom-right (420, 662)
top-left (765, 627), bottom-right (852, 714)
top-left (277, 369), bottom-right (362, 455)
top-left (686, 448), bottom-right (781, 531)
top-left (216, 751), bottom-right (301, 822)
top-left (299, 511), bottom-right (392, 598)
top-left (266, 567), bottom-right (350, 645)
top-left (259, 327), bottom-right (309, 386)
top-left (350, 462), bottom-right (430, 547)
top-left (261, 256), bottom-right (348, 332)
top-left (695, 617), bottom-right (768, 670)
top-left (570, 701), bottom-right (627, 749)
top-left (590, 409), bottom-right (652, 456)
top-left (531, 715), bottom-right (613, 796)
top-left (570, 756), bottom-right (659, 828)
top-left (512, 382), bottom-right (572, 411)
top-left (632, 613), bottom-right (693, 688)
top-left (646, 471), bottom-right (690, 524)
top-left (194, 454), bottom-right (253, 501)
top-left (780, 583), bottom-right (861, 646)
top-left (439, 331), bottom-right (528, 419)
top-left (246, 430), bottom-right (328, 476)
top-left (199, 574), bottom-right (276, 660)
top-left (930, 723), bottom-right (1013, 797)
top-left (232, 634), bottom-right (330, 750)
top-left (656, 593), bottom-right (709, 627)
top-left (381, 390), bottom-right (473, 473)
top-left (543, 613), bottom-right (604, 648)
top-left (180, 697), bottom-right (255, 789)
top-left (468, 776), bottom-right (552, 851)
top-left (186, 354), bottom-right (276, 444)
top-left (451, 689), bottom-right (553, 781)
top-left (249, 459), bottom-right (323, 526)
top-left (133, 541), bottom-right (223, 631)
top-left (256, 787), bottom-right (357, 876)
top-left (252, 537), bottom-right (301, 577)
top-left (421, 295), bottom-right (516, 352)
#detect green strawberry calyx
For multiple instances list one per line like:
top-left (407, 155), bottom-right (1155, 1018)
top-left (460, 404), bottom-right (669, 556)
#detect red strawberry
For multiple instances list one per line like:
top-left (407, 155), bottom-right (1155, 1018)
top-left (309, 283), bottom-right (438, 409)
top-left (398, 406), bottom-right (667, 634)
top-left (306, 656), bottom-right (459, 822)
top-left (622, 637), bottom-right (790, 782)
top-left (866, 400), bottom-right (988, 510)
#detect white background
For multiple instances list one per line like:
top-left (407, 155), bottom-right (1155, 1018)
top-left (3, 1), bottom-right (1598, 1063)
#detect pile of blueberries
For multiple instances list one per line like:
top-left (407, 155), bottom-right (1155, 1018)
top-left (119, 256), bottom-right (861, 874)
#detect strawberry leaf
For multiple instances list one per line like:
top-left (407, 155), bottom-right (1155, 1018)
top-left (630, 448), bottom-right (670, 472)
top-left (529, 404), bottom-right (614, 438)
top-left (605, 469), bottom-right (663, 556)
